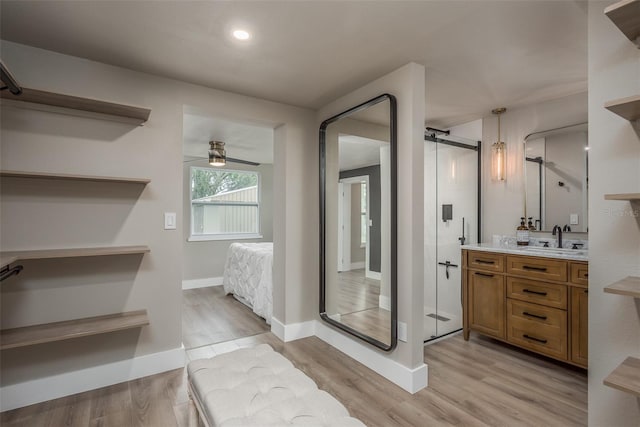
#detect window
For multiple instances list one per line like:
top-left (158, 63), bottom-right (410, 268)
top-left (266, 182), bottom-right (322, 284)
top-left (189, 167), bottom-right (261, 241)
top-left (360, 182), bottom-right (367, 246)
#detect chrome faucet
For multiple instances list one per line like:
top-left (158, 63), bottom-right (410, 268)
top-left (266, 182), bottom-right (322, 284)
top-left (552, 225), bottom-right (563, 249)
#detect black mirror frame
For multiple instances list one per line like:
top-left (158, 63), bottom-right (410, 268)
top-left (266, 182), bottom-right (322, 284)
top-left (319, 93), bottom-right (397, 351)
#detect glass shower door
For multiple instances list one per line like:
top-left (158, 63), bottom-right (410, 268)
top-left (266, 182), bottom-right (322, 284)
top-left (424, 135), bottom-right (479, 342)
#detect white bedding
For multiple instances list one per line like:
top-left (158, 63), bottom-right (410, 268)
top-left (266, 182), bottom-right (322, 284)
top-left (222, 242), bottom-right (273, 324)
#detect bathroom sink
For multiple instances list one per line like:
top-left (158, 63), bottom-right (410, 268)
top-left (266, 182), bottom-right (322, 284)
top-left (522, 246), bottom-right (587, 257)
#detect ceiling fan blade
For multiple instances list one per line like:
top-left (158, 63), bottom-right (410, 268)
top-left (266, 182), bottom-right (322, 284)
top-left (182, 156), bottom-right (260, 166)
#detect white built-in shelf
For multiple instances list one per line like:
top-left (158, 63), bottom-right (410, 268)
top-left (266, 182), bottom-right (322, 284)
top-left (604, 95), bottom-right (640, 121)
top-left (0, 170), bottom-right (151, 185)
top-left (604, 276), bottom-right (640, 298)
top-left (604, 193), bottom-right (640, 201)
top-left (0, 87), bottom-right (151, 125)
top-left (605, 0), bottom-right (640, 46)
top-left (0, 245), bottom-right (150, 268)
top-left (603, 356), bottom-right (640, 397)
top-left (0, 310), bottom-right (149, 350)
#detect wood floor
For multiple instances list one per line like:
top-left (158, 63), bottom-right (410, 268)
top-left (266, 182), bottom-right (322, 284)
top-left (1, 332), bottom-right (587, 427)
top-left (182, 286), bottom-right (269, 349)
top-left (336, 269), bottom-right (380, 314)
top-left (1, 286), bottom-right (587, 426)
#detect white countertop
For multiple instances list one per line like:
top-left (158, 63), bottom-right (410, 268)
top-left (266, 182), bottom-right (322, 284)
top-left (461, 243), bottom-right (588, 261)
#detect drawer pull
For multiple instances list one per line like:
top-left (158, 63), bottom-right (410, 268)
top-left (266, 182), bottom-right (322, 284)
top-left (475, 272), bottom-right (494, 278)
top-left (523, 311), bottom-right (547, 320)
top-left (584, 273), bottom-right (588, 278)
top-left (523, 334), bottom-right (548, 344)
top-left (522, 265), bottom-right (548, 272)
top-left (475, 259), bottom-right (495, 265)
top-left (523, 289), bottom-right (547, 296)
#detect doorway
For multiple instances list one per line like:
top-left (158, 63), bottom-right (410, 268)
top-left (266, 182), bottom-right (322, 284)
top-left (424, 129), bottom-right (481, 342)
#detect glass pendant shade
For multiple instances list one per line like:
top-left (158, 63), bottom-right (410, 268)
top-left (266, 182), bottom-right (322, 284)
top-left (491, 108), bottom-right (507, 181)
top-left (491, 141), bottom-right (506, 181)
top-left (208, 141), bottom-right (226, 167)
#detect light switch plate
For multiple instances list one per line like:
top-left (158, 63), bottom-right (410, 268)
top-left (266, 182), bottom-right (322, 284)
top-left (398, 321), bottom-right (408, 342)
top-left (570, 213), bottom-right (579, 225)
top-left (164, 212), bottom-right (177, 230)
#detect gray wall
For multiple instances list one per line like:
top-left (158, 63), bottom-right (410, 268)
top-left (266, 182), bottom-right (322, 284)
top-left (182, 160), bottom-right (274, 281)
top-left (340, 166), bottom-right (381, 272)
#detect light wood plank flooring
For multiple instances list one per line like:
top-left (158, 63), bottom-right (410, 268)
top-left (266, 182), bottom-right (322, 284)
top-left (336, 269), bottom-right (380, 314)
top-left (182, 286), bottom-right (269, 349)
top-left (0, 331), bottom-right (587, 426)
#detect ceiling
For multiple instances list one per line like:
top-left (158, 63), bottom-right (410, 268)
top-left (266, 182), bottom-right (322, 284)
top-left (183, 112), bottom-right (274, 164)
top-left (0, 1), bottom-right (587, 129)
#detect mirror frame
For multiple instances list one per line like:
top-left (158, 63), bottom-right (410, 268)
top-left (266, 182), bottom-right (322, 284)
top-left (319, 93), bottom-right (397, 351)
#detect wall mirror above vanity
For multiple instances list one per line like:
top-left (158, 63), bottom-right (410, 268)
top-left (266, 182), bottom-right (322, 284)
top-left (524, 123), bottom-right (588, 233)
top-left (319, 94), bottom-right (397, 351)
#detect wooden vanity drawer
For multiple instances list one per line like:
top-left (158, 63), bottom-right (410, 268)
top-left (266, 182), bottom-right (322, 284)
top-left (507, 299), bottom-right (568, 360)
top-left (570, 262), bottom-right (589, 287)
top-left (507, 277), bottom-right (567, 309)
top-left (467, 251), bottom-right (504, 273)
top-left (506, 255), bottom-right (567, 282)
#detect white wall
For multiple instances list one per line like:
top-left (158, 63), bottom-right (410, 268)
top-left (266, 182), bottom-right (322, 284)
top-left (587, 2), bottom-right (640, 425)
top-left (481, 91), bottom-right (588, 240)
top-left (316, 63), bottom-right (427, 390)
top-left (0, 40), bottom-right (316, 409)
top-left (182, 160), bottom-right (274, 282)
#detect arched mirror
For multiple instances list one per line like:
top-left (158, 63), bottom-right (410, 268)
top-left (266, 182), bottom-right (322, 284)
top-left (319, 94), bottom-right (397, 351)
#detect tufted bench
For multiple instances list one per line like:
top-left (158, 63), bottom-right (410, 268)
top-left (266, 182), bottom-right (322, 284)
top-left (187, 344), bottom-right (366, 426)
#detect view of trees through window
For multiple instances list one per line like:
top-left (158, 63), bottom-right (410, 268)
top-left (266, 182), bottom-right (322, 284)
top-left (191, 167), bottom-right (260, 237)
top-left (192, 169), bottom-right (258, 199)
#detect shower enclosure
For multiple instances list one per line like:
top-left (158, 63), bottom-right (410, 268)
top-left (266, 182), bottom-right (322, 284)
top-left (424, 128), bottom-right (481, 342)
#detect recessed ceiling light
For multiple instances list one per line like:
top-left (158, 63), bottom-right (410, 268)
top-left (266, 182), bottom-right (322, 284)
top-left (233, 29), bottom-right (251, 41)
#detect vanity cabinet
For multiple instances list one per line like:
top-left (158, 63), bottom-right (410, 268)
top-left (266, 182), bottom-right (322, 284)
top-left (463, 249), bottom-right (588, 368)
top-left (468, 269), bottom-right (505, 339)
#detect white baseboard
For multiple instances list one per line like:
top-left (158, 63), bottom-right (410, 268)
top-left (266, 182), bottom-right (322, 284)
top-left (182, 277), bottom-right (223, 290)
top-left (350, 261), bottom-right (365, 270)
top-left (366, 270), bottom-right (381, 280)
top-left (270, 318), bottom-right (427, 393)
top-left (270, 317), bottom-right (315, 342)
top-left (379, 295), bottom-right (391, 311)
top-left (0, 345), bottom-right (185, 412)
top-left (314, 321), bottom-right (427, 394)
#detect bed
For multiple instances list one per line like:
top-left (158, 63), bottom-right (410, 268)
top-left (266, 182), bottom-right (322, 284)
top-left (222, 242), bottom-right (273, 324)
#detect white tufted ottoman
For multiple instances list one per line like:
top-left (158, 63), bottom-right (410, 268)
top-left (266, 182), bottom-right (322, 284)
top-left (187, 344), bottom-right (366, 426)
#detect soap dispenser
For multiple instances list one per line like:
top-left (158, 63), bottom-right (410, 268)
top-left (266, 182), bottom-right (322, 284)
top-left (528, 217), bottom-right (536, 231)
top-left (517, 217), bottom-right (529, 246)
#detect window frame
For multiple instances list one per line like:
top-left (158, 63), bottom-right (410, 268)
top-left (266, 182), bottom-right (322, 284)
top-left (188, 166), bottom-right (262, 242)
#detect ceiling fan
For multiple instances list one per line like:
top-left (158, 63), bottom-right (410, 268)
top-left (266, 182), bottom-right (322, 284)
top-left (183, 140), bottom-right (260, 166)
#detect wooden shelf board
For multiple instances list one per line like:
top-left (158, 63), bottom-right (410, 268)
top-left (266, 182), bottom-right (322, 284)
top-left (605, 0), bottom-right (640, 45)
top-left (0, 87), bottom-right (151, 125)
top-left (0, 256), bottom-right (19, 270)
top-left (603, 356), bottom-right (640, 397)
top-left (0, 245), bottom-right (150, 262)
top-left (0, 310), bottom-right (149, 350)
top-left (604, 276), bottom-right (640, 298)
top-left (604, 95), bottom-right (640, 121)
top-left (604, 193), bottom-right (640, 201)
top-left (0, 170), bottom-right (150, 185)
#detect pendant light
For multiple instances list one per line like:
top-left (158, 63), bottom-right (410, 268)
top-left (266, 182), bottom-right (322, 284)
top-left (208, 141), bottom-right (226, 167)
top-left (491, 108), bottom-right (507, 181)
